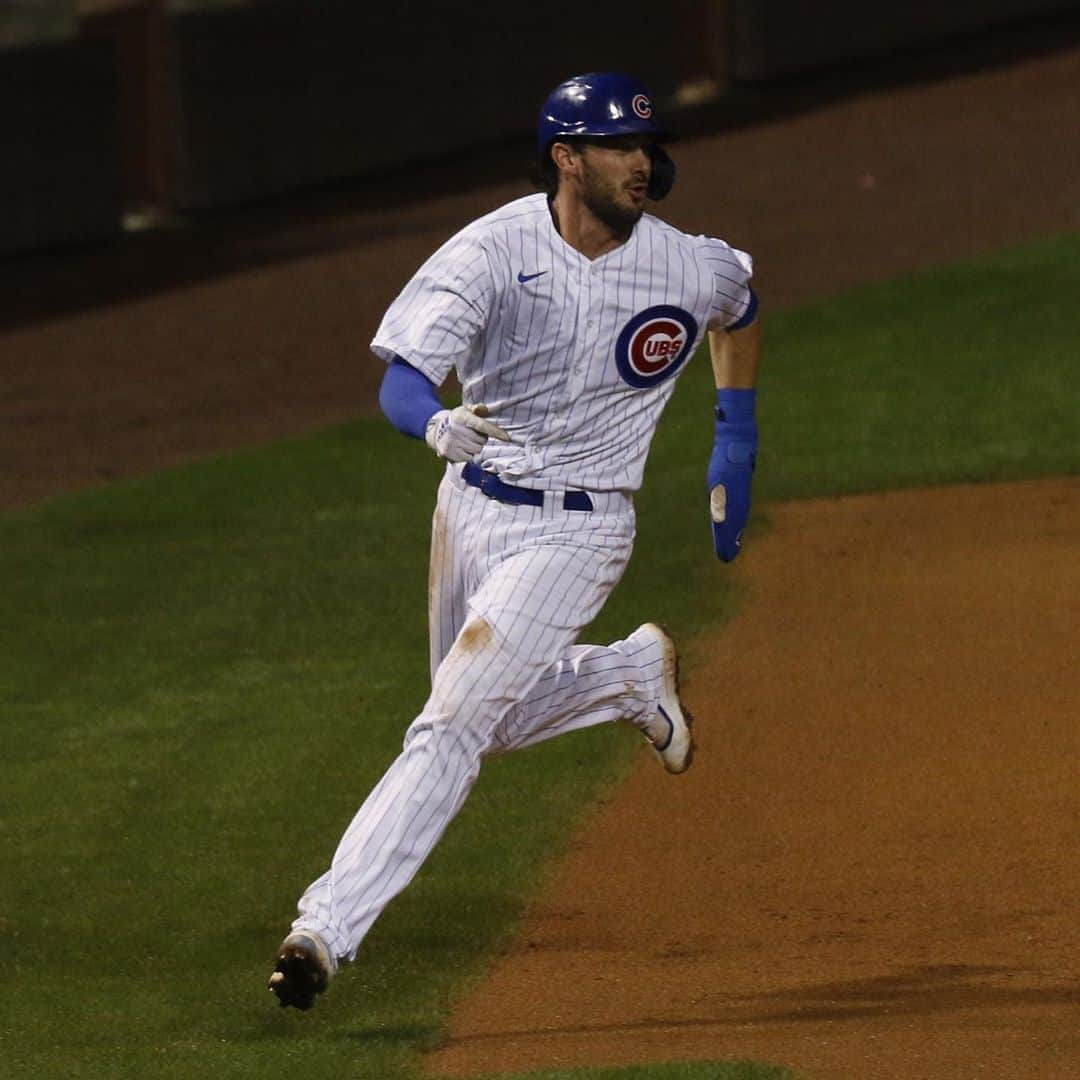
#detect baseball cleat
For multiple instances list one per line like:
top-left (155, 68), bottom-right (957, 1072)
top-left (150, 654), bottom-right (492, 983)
top-left (638, 622), bottom-right (695, 774)
top-left (268, 930), bottom-right (335, 1010)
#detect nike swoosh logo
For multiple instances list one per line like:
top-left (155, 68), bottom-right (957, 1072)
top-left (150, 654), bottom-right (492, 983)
top-left (517, 270), bottom-right (547, 284)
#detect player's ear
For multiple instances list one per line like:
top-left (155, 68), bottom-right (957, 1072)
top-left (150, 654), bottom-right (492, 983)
top-left (551, 140), bottom-right (579, 179)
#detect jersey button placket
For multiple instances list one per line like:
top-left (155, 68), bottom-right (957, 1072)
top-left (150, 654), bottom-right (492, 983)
top-left (550, 265), bottom-right (588, 439)
top-left (581, 270), bottom-right (607, 392)
top-left (574, 272), bottom-right (594, 380)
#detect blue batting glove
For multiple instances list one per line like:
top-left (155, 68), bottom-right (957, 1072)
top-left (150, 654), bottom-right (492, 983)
top-left (708, 388), bottom-right (758, 562)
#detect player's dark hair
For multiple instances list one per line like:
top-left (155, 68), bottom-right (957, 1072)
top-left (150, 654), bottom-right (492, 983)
top-left (530, 137), bottom-right (586, 195)
top-left (531, 153), bottom-right (558, 195)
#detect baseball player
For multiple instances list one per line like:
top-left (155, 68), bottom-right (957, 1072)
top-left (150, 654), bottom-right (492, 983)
top-left (269, 72), bottom-right (760, 1010)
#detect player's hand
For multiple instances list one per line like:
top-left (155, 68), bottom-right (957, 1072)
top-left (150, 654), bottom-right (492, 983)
top-left (709, 465), bottom-right (753, 561)
top-left (425, 404), bottom-right (510, 462)
top-left (708, 392), bottom-right (757, 562)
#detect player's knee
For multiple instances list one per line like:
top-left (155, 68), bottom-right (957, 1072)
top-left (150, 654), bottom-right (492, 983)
top-left (403, 614), bottom-right (526, 754)
top-left (450, 616), bottom-right (496, 662)
top-left (403, 710), bottom-right (496, 761)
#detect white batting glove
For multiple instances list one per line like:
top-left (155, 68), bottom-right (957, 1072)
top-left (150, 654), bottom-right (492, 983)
top-left (425, 404), bottom-right (510, 462)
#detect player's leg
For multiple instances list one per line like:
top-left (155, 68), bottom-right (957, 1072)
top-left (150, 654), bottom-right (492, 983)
top-left (490, 621), bottom-right (694, 773)
top-left (275, 468), bottom-right (478, 1004)
top-left (489, 625), bottom-right (663, 751)
top-left (289, 518), bottom-right (630, 966)
top-left (477, 490), bottom-right (679, 758)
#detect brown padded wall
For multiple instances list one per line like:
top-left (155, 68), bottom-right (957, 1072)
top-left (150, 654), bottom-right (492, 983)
top-left (732, 0), bottom-right (1080, 81)
top-left (167, 0), bottom-right (695, 209)
top-left (0, 38), bottom-right (122, 255)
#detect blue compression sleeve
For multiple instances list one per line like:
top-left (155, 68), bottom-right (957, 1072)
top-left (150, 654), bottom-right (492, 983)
top-left (378, 357), bottom-right (442, 440)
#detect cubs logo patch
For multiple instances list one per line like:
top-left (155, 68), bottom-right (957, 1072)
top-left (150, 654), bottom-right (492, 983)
top-left (615, 305), bottom-right (698, 389)
top-left (631, 93), bottom-right (652, 120)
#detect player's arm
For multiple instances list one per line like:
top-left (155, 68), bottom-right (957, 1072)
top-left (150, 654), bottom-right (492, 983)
top-left (379, 357), bottom-right (442, 438)
top-left (707, 291), bottom-right (760, 562)
top-left (378, 356), bottom-right (509, 462)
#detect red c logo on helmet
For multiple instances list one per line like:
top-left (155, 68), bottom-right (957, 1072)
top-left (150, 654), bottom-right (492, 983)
top-left (631, 94), bottom-right (652, 120)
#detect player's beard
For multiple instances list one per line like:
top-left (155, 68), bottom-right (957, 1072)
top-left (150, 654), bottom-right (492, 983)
top-left (579, 158), bottom-right (646, 234)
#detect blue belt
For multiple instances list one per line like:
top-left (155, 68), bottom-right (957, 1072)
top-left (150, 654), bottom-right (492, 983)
top-left (462, 462), bottom-right (594, 512)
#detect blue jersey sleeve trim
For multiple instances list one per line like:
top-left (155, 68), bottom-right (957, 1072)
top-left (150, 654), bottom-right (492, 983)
top-left (379, 357), bottom-right (442, 440)
top-left (728, 287), bottom-right (758, 331)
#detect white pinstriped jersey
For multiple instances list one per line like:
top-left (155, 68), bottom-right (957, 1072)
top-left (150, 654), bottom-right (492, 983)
top-left (371, 192), bottom-right (753, 492)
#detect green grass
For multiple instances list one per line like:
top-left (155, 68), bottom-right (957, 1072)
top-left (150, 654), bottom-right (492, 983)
top-left (2, 232), bottom-right (1078, 1079)
top-left (754, 233), bottom-right (1080, 499)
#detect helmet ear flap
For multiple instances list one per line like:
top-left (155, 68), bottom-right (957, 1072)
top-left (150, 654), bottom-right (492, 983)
top-left (647, 146), bottom-right (676, 200)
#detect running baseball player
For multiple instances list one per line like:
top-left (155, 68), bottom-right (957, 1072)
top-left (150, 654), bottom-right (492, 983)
top-left (269, 72), bottom-right (760, 1010)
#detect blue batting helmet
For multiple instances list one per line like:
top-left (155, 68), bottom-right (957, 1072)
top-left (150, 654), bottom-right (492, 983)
top-left (536, 72), bottom-right (675, 199)
top-left (537, 72), bottom-right (671, 151)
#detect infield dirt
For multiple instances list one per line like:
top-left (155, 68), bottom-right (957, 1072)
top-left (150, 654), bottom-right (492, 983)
top-left (428, 477), bottom-right (1080, 1079)
top-left (3, 31), bottom-right (1079, 1080)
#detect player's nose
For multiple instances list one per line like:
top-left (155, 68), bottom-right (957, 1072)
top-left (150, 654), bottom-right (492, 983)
top-left (627, 148), bottom-right (650, 179)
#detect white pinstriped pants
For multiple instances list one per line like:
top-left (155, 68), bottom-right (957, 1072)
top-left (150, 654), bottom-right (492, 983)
top-left (294, 463), bottom-right (667, 961)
